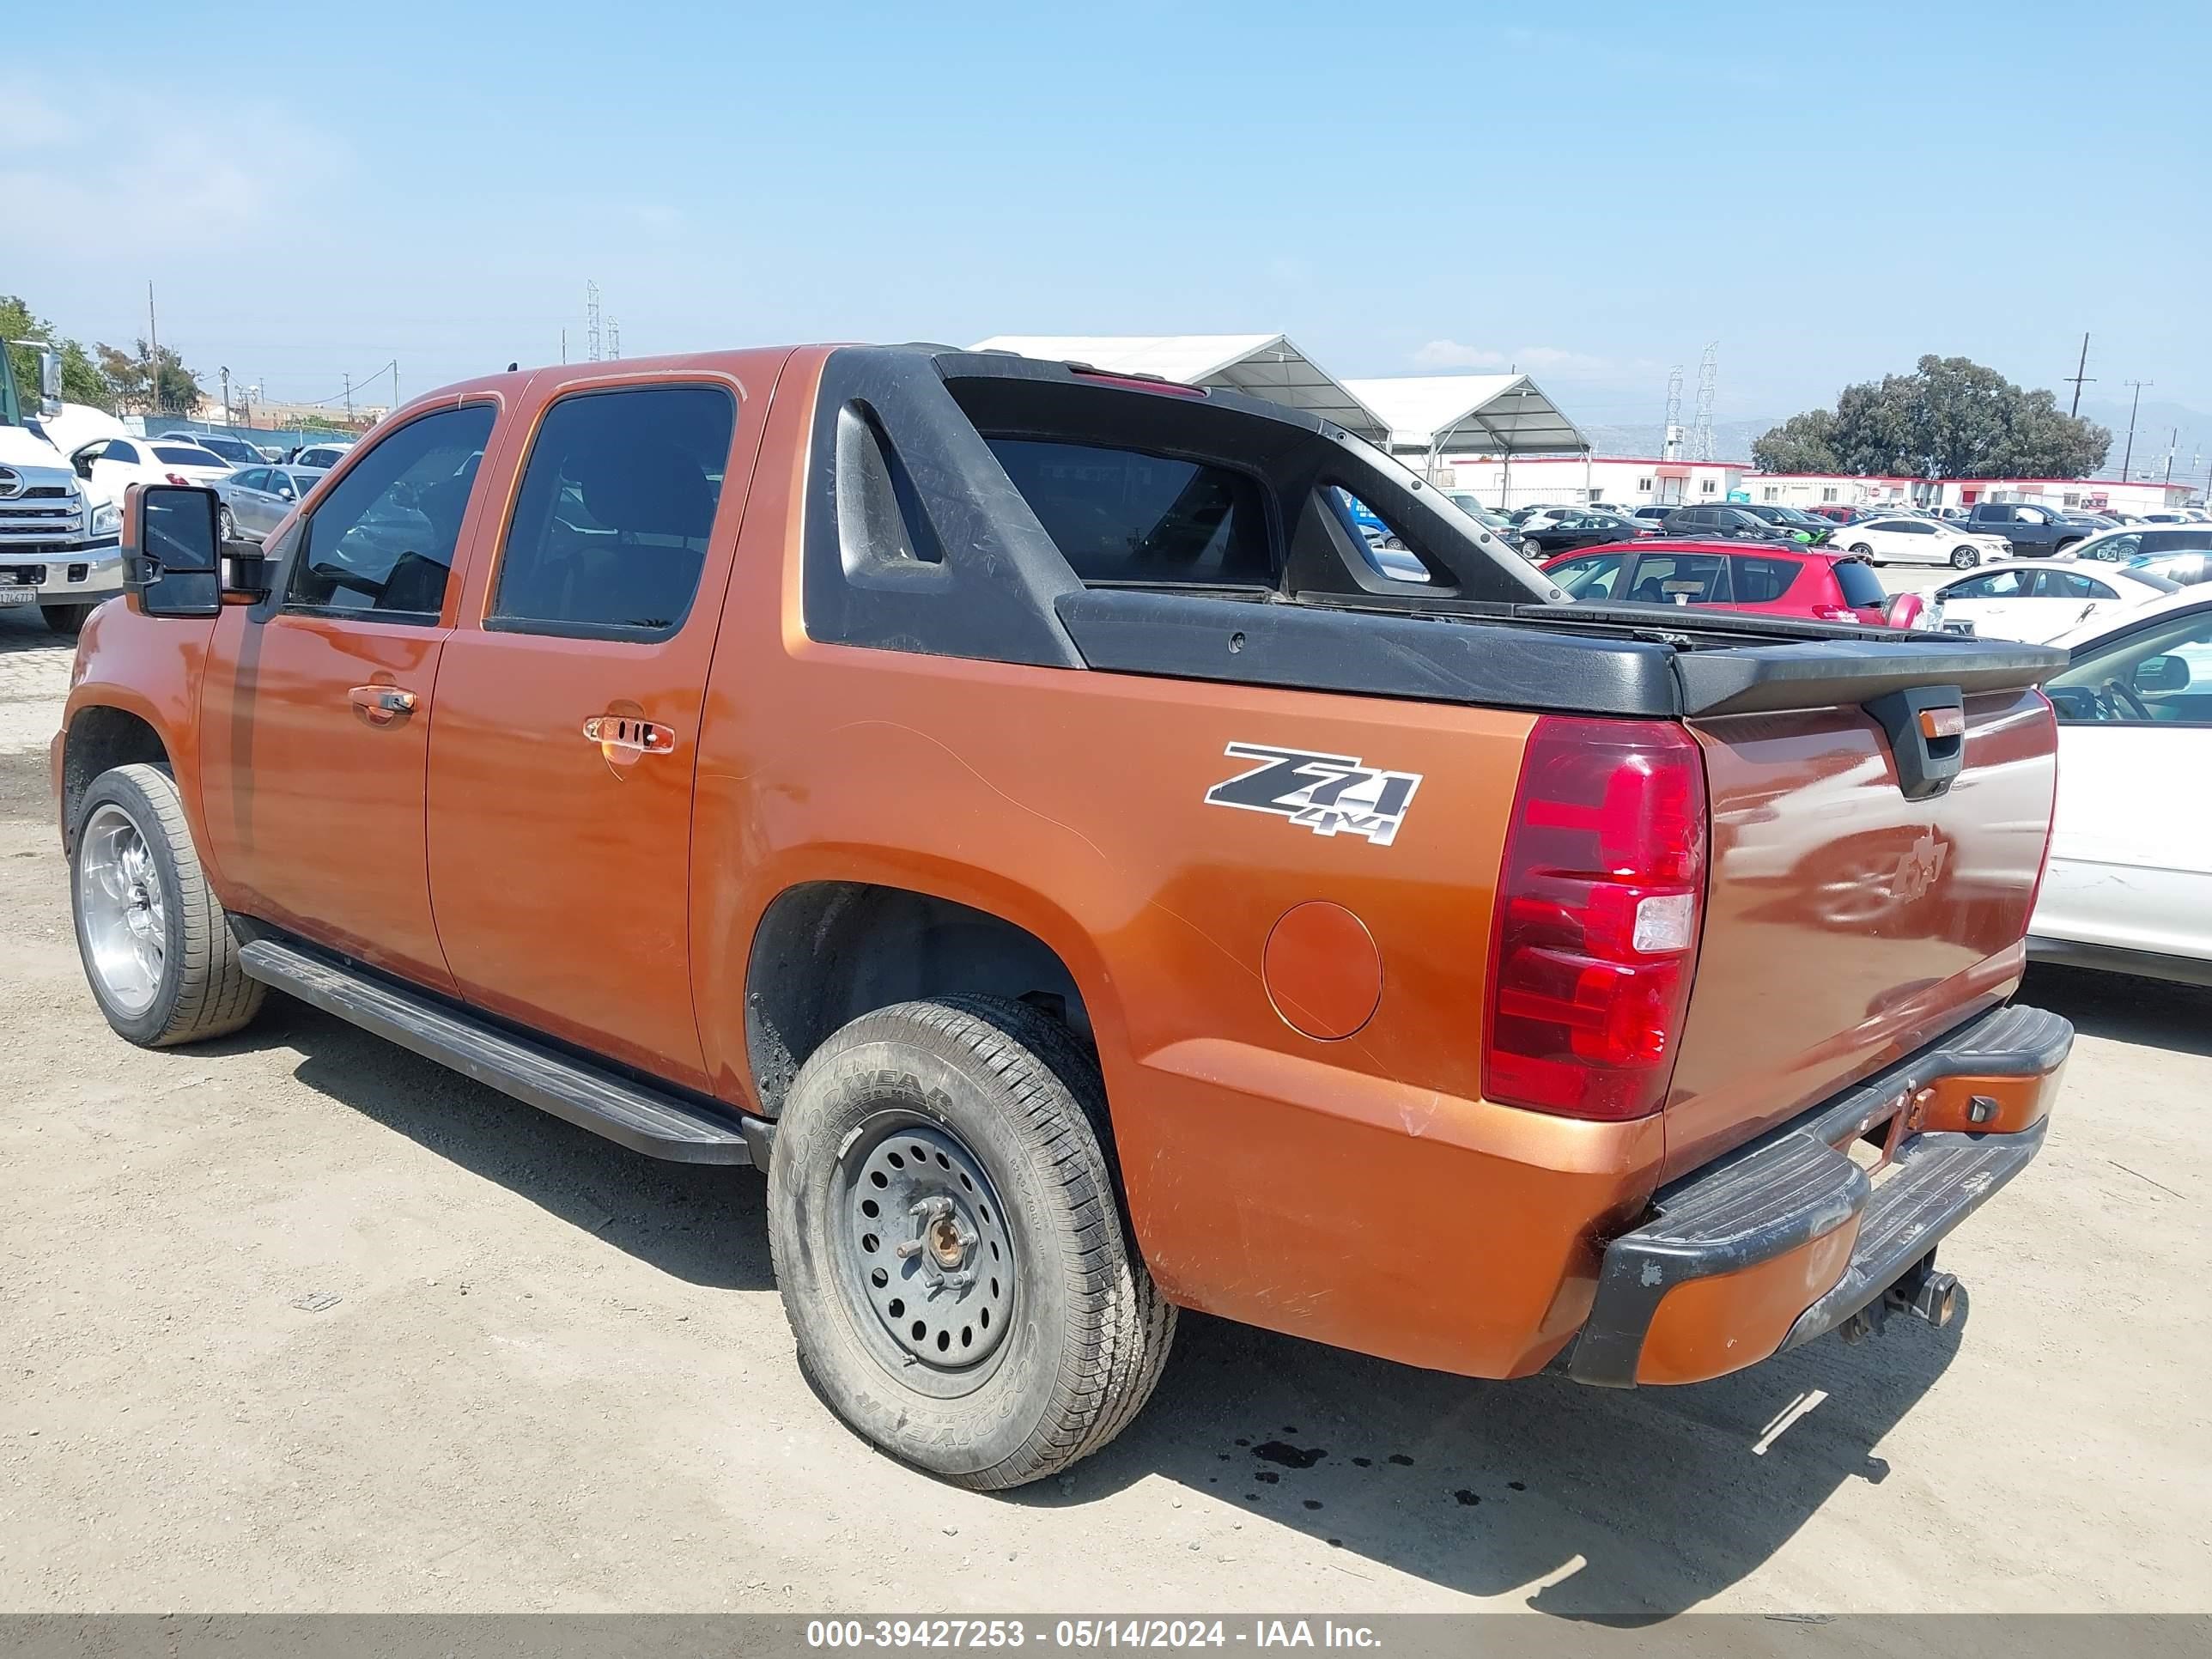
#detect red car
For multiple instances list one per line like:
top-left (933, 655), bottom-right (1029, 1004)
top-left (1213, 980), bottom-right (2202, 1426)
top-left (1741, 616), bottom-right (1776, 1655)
top-left (1541, 539), bottom-right (1927, 628)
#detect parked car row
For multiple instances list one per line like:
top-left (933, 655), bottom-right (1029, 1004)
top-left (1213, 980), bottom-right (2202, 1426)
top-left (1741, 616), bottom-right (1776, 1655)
top-left (1540, 542), bottom-right (1930, 629)
top-left (64, 434), bottom-right (357, 512)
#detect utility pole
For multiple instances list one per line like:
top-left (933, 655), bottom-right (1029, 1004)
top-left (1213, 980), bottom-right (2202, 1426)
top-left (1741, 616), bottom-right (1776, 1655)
top-left (2121, 380), bottom-right (2151, 478)
top-left (146, 282), bottom-right (159, 415)
top-left (2065, 332), bottom-right (2094, 416)
top-left (343, 373), bottom-right (353, 424)
top-left (220, 367), bottom-right (231, 427)
top-left (391, 361), bottom-right (399, 410)
top-left (561, 328), bottom-right (568, 364)
top-left (2166, 428), bottom-right (2178, 486)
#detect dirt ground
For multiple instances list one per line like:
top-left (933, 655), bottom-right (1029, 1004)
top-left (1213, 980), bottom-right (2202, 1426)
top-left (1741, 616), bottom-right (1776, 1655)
top-left (3, 607), bottom-right (2207, 1619)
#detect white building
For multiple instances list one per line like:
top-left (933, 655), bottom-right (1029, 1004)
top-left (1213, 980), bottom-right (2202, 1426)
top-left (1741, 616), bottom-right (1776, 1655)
top-left (1428, 453), bottom-right (1744, 512)
top-left (1744, 472), bottom-right (2198, 515)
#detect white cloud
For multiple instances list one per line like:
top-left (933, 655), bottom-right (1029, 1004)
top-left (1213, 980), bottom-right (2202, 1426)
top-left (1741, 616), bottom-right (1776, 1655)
top-left (0, 101), bottom-right (338, 254)
top-left (1412, 341), bottom-right (1659, 380)
top-left (1413, 339), bottom-right (1509, 369)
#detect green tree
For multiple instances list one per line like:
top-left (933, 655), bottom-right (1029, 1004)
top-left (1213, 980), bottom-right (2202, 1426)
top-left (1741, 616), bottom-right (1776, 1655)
top-left (0, 295), bottom-right (115, 411)
top-left (1750, 408), bottom-right (1840, 473)
top-left (1756, 355), bottom-right (2112, 479)
top-left (96, 339), bottom-right (205, 417)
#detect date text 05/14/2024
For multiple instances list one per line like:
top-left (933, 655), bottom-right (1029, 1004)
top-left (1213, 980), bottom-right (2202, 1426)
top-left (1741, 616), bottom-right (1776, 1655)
top-left (805, 1620), bottom-right (1383, 1650)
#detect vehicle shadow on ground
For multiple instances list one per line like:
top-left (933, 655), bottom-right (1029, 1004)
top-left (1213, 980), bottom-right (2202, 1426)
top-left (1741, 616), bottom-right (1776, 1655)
top-left (1041, 1304), bottom-right (1960, 1621)
top-left (2021, 961), bottom-right (2212, 1057)
top-left (210, 994), bottom-right (1954, 1619)
top-left (212, 996), bottom-right (775, 1291)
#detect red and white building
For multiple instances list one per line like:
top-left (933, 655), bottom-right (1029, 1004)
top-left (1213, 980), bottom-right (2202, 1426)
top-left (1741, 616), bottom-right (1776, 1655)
top-left (1745, 472), bottom-right (2199, 515)
top-left (1431, 454), bottom-right (1744, 511)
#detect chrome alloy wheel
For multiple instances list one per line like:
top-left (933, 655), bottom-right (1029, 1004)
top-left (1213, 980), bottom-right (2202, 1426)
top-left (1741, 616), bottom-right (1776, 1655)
top-left (77, 804), bottom-right (167, 1016)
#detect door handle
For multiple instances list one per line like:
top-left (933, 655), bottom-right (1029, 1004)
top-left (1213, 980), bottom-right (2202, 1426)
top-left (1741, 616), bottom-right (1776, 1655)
top-left (583, 714), bottom-right (676, 757)
top-left (349, 684), bottom-right (419, 726)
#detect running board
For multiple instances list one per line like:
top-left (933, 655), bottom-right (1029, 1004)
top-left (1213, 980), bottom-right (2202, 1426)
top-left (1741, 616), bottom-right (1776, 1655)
top-left (238, 938), bottom-right (769, 1167)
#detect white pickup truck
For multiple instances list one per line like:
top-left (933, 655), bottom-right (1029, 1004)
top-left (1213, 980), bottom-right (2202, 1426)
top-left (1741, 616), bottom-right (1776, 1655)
top-left (0, 340), bottom-right (125, 634)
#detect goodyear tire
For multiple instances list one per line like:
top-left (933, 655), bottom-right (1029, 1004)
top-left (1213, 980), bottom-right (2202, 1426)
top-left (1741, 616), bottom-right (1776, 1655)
top-left (769, 995), bottom-right (1175, 1490)
top-left (70, 763), bottom-right (265, 1048)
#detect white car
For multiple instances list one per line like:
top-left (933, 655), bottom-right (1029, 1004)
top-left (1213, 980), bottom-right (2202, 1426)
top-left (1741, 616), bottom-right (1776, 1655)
top-left (2030, 586), bottom-right (2212, 984)
top-left (291, 439), bottom-right (356, 470)
top-left (158, 430), bottom-right (265, 470)
top-left (1509, 505), bottom-right (1584, 534)
top-left (2069, 525), bottom-right (2212, 564)
top-left (70, 435), bottom-right (234, 508)
top-left (1833, 514), bottom-right (2010, 568)
top-left (1932, 560), bottom-right (2176, 643)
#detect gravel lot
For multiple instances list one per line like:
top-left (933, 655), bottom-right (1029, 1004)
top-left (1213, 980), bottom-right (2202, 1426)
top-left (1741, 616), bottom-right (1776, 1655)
top-left (3, 605), bottom-right (2208, 1618)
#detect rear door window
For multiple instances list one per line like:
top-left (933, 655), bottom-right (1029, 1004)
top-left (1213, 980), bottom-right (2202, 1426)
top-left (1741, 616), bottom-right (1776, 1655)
top-left (1627, 552), bottom-right (1729, 604)
top-left (490, 385), bottom-right (737, 638)
top-left (987, 438), bottom-right (1273, 587)
top-left (1730, 555), bottom-right (1802, 602)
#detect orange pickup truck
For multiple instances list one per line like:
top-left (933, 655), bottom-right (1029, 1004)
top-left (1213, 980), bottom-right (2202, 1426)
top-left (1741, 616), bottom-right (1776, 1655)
top-left (54, 345), bottom-right (2071, 1489)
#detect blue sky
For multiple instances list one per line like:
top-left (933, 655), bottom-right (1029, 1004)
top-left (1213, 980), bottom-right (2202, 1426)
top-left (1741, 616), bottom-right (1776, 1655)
top-left (10, 0), bottom-right (2209, 441)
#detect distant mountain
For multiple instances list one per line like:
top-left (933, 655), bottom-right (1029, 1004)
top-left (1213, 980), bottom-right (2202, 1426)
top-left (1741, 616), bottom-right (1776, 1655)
top-left (1577, 419), bottom-right (1775, 465)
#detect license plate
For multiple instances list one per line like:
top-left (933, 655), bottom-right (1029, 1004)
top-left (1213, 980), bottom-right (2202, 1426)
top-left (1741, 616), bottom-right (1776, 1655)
top-left (0, 588), bottom-right (37, 605)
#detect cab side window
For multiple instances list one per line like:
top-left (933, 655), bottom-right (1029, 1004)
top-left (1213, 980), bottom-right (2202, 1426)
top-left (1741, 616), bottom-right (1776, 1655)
top-left (285, 404), bottom-right (496, 620)
top-left (489, 385), bottom-right (737, 640)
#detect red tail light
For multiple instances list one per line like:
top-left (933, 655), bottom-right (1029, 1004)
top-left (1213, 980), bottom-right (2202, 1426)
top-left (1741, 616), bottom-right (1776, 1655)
top-left (164, 472), bottom-right (192, 485)
top-left (1484, 717), bottom-right (1709, 1121)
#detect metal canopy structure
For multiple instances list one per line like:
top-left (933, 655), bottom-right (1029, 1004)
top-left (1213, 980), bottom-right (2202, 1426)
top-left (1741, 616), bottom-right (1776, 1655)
top-left (1340, 374), bottom-right (1590, 463)
top-left (969, 333), bottom-right (1389, 442)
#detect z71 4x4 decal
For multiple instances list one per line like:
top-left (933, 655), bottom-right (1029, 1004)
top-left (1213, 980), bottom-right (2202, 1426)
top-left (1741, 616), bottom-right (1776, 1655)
top-left (1203, 743), bottom-right (1424, 847)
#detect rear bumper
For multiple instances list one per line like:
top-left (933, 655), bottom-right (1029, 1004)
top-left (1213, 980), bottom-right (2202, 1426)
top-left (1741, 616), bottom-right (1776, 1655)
top-left (1567, 1002), bottom-right (2069, 1388)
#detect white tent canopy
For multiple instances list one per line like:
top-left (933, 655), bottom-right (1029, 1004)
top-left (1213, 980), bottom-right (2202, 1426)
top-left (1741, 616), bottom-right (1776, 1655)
top-left (1340, 374), bottom-right (1589, 459)
top-left (969, 333), bottom-right (1389, 441)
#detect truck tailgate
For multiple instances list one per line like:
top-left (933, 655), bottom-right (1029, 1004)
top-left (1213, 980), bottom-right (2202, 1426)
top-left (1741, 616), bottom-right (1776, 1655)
top-left (1662, 684), bottom-right (2058, 1180)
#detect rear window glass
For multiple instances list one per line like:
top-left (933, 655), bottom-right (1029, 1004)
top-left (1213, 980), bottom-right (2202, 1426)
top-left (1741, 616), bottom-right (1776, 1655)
top-left (1832, 560), bottom-right (1886, 607)
top-left (154, 445), bottom-right (222, 466)
top-left (1731, 556), bottom-right (1801, 603)
top-left (985, 438), bottom-right (1273, 586)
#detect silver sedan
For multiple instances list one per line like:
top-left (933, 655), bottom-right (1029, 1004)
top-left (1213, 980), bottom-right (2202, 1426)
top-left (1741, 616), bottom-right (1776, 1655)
top-left (212, 465), bottom-right (325, 542)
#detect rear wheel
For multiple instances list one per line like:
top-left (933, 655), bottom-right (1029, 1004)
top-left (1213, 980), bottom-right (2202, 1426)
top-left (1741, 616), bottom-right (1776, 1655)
top-left (1848, 542), bottom-right (1874, 557)
top-left (40, 603), bottom-right (92, 635)
top-left (1949, 545), bottom-right (1980, 569)
top-left (217, 504), bottom-right (238, 542)
top-left (71, 763), bottom-right (265, 1047)
top-left (768, 995), bottom-right (1175, 1490)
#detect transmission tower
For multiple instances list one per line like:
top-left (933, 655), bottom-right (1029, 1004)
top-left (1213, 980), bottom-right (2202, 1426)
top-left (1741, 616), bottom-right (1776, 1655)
top-left (1692, 343), bottom-right (1718, 463)
top-left (1662, 366), bottom-right (1685, 460)
top-left (586, 281), bottom-right (604, 362)
top-left (606, 316), bottom-right (621, 361)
